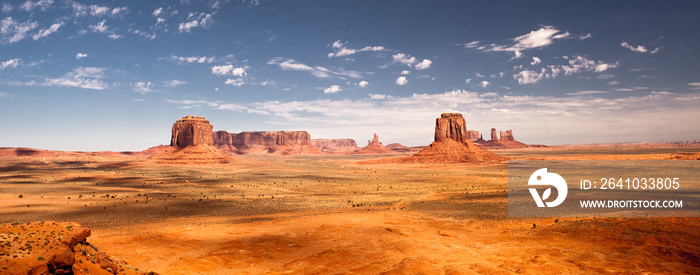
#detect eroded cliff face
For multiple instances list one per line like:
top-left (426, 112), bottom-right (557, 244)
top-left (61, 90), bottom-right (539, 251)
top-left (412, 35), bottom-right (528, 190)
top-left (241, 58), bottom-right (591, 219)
top-left (312, 139), bottom-right (359, 152)
top-left (434, 113), bottom-right (468, 143)
top-left (170, 116), bottom-right (214, 147)
top-left (213, 131), bottom-right (320, 155)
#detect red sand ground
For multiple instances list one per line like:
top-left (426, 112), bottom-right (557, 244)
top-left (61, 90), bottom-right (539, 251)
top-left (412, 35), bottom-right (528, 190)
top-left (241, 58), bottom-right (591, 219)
top-left (0, 145), bottom-right (698, 274)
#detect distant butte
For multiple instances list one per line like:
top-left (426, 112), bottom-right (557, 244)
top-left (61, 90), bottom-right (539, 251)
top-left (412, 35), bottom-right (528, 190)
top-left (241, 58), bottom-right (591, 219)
top-left (149, 115), bottom-right (232, 164)
top-left (410, 113), bottom-right (505, 163)
top-left (353, 133), bottom-right (395, 154)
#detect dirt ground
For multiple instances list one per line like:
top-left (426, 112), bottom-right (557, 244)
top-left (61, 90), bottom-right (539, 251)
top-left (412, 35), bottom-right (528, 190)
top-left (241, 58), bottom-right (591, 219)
top-left (0, 147), bottom-right (699, 274)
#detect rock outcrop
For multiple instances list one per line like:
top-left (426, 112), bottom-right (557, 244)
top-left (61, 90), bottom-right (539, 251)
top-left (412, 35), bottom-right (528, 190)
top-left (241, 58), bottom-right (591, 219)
top-left (170, 116), bottom-right (214, 147)
top-left (410, 113), bottom-right (504, 163)
top-left (214, 131), bottom-right (320, 155)
top-left (312, 139), bottom-right (360, 152)
top-left (150, 116), bottom-right (232, 164)
top-left (473, 128), bottom-right (531, 149)
top-left (467, 130), bottom-right (480, 141)
top-left (0, 221), bottom-right (153, 275)
top-left (434, 113), bottom-right (468, 143)
top-left (353, 133), bottom-right (395, 154)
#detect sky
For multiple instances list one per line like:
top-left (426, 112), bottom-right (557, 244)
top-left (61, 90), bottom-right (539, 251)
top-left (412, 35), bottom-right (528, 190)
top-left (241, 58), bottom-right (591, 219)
top-left (0, 0), bottom-right (699, 151)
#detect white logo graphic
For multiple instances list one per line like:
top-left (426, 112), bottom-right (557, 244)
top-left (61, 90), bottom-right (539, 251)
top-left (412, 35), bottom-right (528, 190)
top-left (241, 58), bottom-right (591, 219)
top-left (528, 168), bottom-right (568, 207)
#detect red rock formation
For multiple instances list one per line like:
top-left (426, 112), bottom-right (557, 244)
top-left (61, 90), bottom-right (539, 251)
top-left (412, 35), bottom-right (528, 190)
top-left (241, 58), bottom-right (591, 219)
top-left (500, 130), bottom-right (515, 141)
top-left (434, 113), bottom-right (467, 143)
top-left (386, 143), bottom-right (413, 153)
top-left (474, 128), bottom-right (531, 149)
top-left (410, 113), bottom-right (504, 163)
top-left (467, 130), bottom-right (480, 141)
top-left (150, 116), bottom-right (232, 164)
top-left (0, 221), bottom-right (152, 275)
top-left (354, 133), bottom-right (395, 154)
top-left (170, 116), bottom-right (214, 147)
top-left (213, 131), bottom-right (320, 155)
top-left (312, 139), bottom-right (359, 152)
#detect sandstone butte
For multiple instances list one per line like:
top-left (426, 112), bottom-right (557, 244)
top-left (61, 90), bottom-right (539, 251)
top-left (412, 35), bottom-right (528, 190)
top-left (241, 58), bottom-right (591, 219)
top-left (149, 116), bottom-right (232, 164)
top-left (472, 127), bottom-right (535, 149)
top-left (353, 133), bottom-right (396, 155)
top-left (0, 221), bottom-right (155, 275)
top-left (410, 113), bottom-right (505, 163)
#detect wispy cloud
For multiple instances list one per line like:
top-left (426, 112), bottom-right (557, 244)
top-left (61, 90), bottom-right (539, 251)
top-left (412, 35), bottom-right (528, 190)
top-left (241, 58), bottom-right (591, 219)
top-left (133, 81), bottom-right (155, 94)
top-left (42, 67), bottom-right (109, 90)
top-left (327, 40), bottom-right (385, 57)
top-left (514, 56), bottom-right (619, 84)
top-left (169, 54), bottom-right (215, 64)
top-left (566, 90), bottom-right (607, 96)
top-left (688, 83), bottom-right (700, 90)
top-left (267, 57), bottom-right (362, 79)
top-left (467, 26), bottom-right (572, 58)
top-left (621, 41), bottom-right (660, 54)
top-left (178, 12), bottom-right (212, 33)
top-left (1, 58), bottom-right (21, 70)
top-left (0, 17), bottom-right (38, 43)
top-left (163, 80), bottom-right (187, 87)
top-left (32, 21), bottom-right (63, 40)
top-left (20, 0), bottom-right (53, 12)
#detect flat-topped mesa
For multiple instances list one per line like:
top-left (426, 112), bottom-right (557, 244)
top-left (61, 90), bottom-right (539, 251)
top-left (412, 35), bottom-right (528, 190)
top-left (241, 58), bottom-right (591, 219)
top-left (500, 130), bottom-right (515, 142)
top-left (171, 115), bottom-right (214, 147)
top-left (312, 139), bottom-right (359, 152)
top-left (435, 113), bottom-right (468, 143)
top-left (490, 128), bottom-right (498, 142)
top-left (213, 130), bottom-right (320, 155)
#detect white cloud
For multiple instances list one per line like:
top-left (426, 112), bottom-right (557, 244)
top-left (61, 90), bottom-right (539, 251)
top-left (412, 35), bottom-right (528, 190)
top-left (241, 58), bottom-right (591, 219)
top-left (153, 7), bottom-right (163, 17)
top-left (395, 76), bottom-right (407, 85)
top-left (45, 67), bottom-right (109, 90)
top-left (415, 59), bottom-right (432, 70)
top-left (72, 67), bottom-right (106, 78)
top-left (358, 80), bottom-right (368, 88)
top-left (401, 70), bottom-right (410, 75)
top-left (328, 40), bottom-right (385, 57)
top-left (480, 81), bottom-right (489, 88)
top-left (465, 78), bottom-right (471, 84)
top-left (688, 83), bottom-right (700, 90)
top-left (32, 21), bottom-right (63, 40)
top-left (615, 88), bottom-right (635, 92)
top-left (579, 33), bottom-right (592, 40)
top-left (0, 17), bottom-right (37, 43)
top-left (111, 7), bottom-right (127, 16)
top-left (163, 80), bottom-right (187, 87)
top-left (483, 26), bottom-right (571, 57)
top-left (463, 41), bottom-right (480, 48)
top-left (393, 53), bottom-right (416, 66)
top-left (20, 0), bottom-right (53, 12)
top-left (620, 41), bottom-right (660, 54)
top-left (530, 57), bottom-right (541, 65)
top-left (1, 58), bottom-right (21, 70)
top-left (76, 53), bottom-right (88, 60)
top-left (607, 81), bottom-right (620, 85)
top-left (89, 20), bottom-right (119, 37)
top-left (323, 85), bottom-right (342, 94)
top-left (178, 12), bottom-right (212, 33)
top-left (170, 55), bottom-right (215, 64)
top-left (211, 65), bottom-right (247, 77)
top-left (225, 78), bottom-right (245, 87)
top-left (369, 94), bottom-right (386, 99)
top-left (267, 57), bottom-right (362, 79)
top-left (133, 81), bottom-right (154, 94)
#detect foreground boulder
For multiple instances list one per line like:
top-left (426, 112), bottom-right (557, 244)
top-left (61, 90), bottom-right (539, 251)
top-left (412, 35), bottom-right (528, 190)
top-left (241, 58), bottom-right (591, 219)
top-left (0, 221), bottom-right (153, 275)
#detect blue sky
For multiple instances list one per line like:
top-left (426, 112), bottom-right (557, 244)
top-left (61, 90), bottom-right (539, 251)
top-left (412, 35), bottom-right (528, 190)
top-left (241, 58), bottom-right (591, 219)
top-left (0, 0), bottom-right (699, 151)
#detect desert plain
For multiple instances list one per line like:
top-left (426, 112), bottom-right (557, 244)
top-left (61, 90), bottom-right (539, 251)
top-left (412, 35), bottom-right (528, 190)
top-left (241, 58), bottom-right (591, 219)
top-left (1, 145), bottom-right (699, 274)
